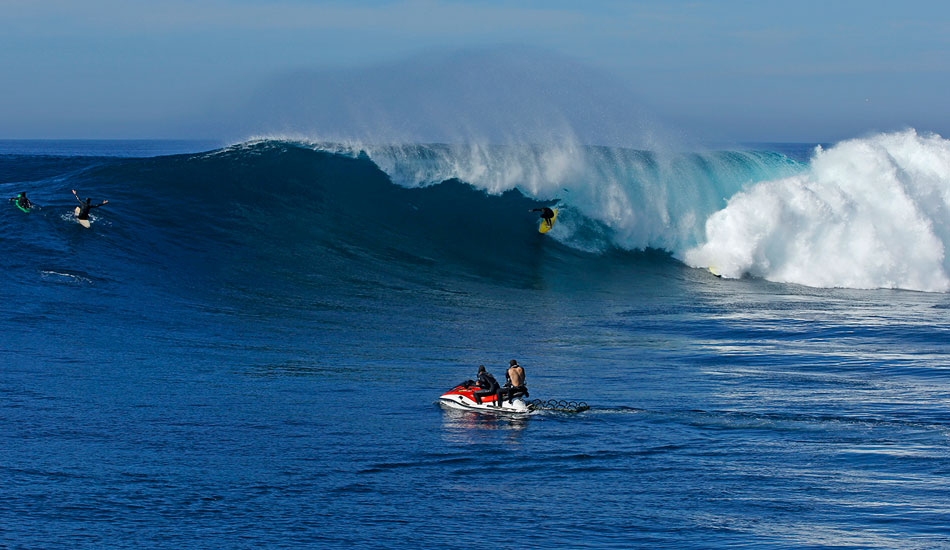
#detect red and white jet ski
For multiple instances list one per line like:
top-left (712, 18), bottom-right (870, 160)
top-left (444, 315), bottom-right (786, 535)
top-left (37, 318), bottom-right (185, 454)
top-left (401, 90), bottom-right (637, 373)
top-left (439, 381), bottom-right (531, 414)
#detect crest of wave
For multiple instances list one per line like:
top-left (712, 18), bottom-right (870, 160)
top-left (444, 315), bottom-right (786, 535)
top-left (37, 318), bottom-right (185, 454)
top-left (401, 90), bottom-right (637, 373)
top-left (685, 129), bottom-right (950, 292)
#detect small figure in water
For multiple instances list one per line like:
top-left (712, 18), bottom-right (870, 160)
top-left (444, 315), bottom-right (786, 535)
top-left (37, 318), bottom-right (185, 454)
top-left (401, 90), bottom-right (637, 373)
top-left (9, 192), bottom-right (34, 212)
top-left (472, 365), bottom-right (502, 406)
top-left (72, 189), bottom-right (108, 224)
top-left (502, 359), bottom-right (528, 403)
top-left (530, 207), bottom-right (555, 228)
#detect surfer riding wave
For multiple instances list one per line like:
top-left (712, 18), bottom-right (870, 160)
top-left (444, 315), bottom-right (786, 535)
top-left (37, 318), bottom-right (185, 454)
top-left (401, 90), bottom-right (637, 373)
top-left (530, 207), bottom-right (555, 228)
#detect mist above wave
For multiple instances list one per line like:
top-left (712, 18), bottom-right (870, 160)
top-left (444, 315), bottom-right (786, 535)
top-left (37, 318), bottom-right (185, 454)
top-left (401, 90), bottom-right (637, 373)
top-left (213, 47), bottom-right (674, 149)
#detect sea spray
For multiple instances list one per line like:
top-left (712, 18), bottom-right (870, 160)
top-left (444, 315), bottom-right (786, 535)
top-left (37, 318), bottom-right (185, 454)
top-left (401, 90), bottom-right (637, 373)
top-left (6, 135), bottom-right (949, 295)
top-left (685, 130), bottom-right (950, 292)
top-left (290, 139), bottom-right (803, 254)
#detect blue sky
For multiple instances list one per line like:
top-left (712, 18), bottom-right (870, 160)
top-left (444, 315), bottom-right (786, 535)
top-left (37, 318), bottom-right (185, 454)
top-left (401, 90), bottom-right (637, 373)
top-left (2, 0), bottom-right (949, 142)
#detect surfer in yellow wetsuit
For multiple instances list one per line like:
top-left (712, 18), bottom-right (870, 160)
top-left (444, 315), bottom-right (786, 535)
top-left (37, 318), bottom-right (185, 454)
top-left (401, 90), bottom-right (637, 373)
top-left (530, 207), bottom-right (555, 228)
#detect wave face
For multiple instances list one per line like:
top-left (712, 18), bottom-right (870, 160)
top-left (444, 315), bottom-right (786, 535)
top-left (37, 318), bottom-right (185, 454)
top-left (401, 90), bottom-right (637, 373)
top-left (685, 130), bottom-right (950, 292)
top-left (315, 140), bottom-right (804, 255)
top-left (5, 130), bottom-right (948, 294)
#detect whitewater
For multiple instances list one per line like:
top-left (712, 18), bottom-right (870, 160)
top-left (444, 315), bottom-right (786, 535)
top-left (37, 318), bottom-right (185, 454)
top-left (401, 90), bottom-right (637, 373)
top-left (285, 129), bottom-right (950, 293)
top-left (688, 131), bottom-right (950, 292)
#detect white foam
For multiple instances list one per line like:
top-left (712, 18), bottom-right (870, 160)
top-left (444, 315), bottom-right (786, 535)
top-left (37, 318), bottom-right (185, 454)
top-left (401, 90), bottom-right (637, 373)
top-left (685, 130), bottom-right (950, 292)
top-left (234, 135), bottom-right (859, 284)
top-left (350, 141), bottom-right (800, 255)
top-left (40, 270), bottom-right (93, 284)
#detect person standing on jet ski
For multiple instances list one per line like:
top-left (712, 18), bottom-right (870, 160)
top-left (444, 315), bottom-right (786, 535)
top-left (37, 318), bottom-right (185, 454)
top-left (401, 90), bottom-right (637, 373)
top-left (501, 359), bottom-right (528, 403)
top-left (472, 365), bottom-right (502, 406)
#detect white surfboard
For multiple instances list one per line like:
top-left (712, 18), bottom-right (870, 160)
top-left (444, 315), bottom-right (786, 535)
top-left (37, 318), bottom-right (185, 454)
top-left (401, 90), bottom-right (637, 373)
top-left (75, 206), bottom-right (90, 228)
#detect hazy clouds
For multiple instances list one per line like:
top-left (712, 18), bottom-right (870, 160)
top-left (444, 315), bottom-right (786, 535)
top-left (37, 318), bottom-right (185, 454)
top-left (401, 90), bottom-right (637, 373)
top-left (3, 0), bottom-right (950, 141)
top-left (196, 47), bottom-right (669, 148)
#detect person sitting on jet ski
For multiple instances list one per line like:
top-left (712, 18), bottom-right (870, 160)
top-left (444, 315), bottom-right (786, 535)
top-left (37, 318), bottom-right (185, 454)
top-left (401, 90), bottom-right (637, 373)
top-left (502, 359), bottom-right (529, 403)
top-left (472, 365), bottom-right (502, 406)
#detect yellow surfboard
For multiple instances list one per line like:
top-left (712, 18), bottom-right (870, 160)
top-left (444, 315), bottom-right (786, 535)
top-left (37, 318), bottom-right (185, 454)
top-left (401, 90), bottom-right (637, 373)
top-left (539, 208), bottom-right (558, 234)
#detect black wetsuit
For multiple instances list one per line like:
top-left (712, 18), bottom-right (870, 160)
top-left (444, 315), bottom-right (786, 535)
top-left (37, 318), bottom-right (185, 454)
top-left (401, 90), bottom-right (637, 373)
top-left (11, 195), bottom-right (32, 211)
top-left (76, 199), bottom-right (103, 220)
top-left (531, 207), bottom-right (555, 226)
top-left (473, 371), bottom-right (501, 405)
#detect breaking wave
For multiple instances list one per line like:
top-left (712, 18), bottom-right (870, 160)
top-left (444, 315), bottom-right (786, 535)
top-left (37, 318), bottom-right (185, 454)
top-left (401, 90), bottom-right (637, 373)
top-left (685, 130), bottom-right (950, 292)
top-left (5, 130), bottom-right (948, 293)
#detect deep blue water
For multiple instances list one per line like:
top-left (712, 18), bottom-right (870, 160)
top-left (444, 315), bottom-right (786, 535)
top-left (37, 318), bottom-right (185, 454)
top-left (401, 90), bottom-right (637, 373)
top-left (2, 140), bottom-right (949, 549)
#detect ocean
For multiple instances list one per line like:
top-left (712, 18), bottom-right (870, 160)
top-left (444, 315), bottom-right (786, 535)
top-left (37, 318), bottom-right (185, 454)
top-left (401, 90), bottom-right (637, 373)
top-left (2, 134), bottom-right (949, 549)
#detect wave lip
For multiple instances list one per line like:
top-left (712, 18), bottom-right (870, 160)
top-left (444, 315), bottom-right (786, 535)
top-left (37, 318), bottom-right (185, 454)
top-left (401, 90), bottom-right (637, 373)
top-left (686, 130), bottom-right (950, 292)
top-left (286, 139), bottom-right (804, 256)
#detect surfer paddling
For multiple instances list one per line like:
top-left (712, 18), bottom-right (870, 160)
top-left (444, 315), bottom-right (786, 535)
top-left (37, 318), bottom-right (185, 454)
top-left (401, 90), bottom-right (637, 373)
top-left (72, 189), bottom-right (108, 228)
top-left (9, 192), bottom-right (34, 212)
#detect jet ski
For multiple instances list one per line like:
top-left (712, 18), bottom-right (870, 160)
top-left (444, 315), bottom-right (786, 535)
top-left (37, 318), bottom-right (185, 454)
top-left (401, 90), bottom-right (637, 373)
top-left (439, 381), bottom-right (531, 414)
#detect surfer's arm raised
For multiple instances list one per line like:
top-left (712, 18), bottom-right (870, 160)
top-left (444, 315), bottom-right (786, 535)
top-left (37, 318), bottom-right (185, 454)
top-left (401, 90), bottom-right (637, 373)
top-left (71, 190), bottom-right (82, 203)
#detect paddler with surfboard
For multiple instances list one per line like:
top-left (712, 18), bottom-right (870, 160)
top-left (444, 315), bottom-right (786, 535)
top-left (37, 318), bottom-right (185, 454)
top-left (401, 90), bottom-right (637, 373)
top-left (72, 189), bottom-right (109, 228)
top-left (9, 192), bottom-right (34, 212)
